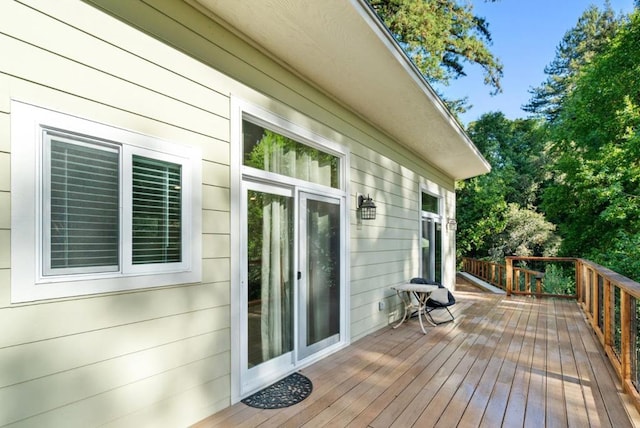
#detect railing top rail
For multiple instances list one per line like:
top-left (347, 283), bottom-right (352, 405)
top-left (470, 256), bottom-right (640, 300)
top-left (463, 258), bottom-right (503, 266)
top-left (505, 256), bottom-right (577, 262)
top-left (578, 258), bottom-right (640, 299)
top-left (512, 266), bottom-right (544, 276)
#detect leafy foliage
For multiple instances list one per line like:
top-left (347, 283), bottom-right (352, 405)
top-left (466, 112), bottom-right (550, 208)
top-left (486, 204), bottom-right (561, 261)
top-left (542, 11), bottom-right (640, 280)
top-left (370, 2), bottom-right (640, 282)
top-left (457, 112), bottom-right (559, 260)
top-left (542, 263), bottom-right (576, 295)
top-left (456, 172), bottom-right (508, 258)
top-left (523, 4), bottom-right (621, 121)
top-left (368, 0), bottom-right (503, 112)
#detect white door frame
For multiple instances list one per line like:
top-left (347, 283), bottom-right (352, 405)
top-left (230, 97), bottom-right (351, 403)
top-left (238, 180), bottom-right (297, 396)
top-left (297, 191), bottom-right (345, 361)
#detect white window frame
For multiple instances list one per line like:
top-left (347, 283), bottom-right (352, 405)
top-left (420, 187), bottom-right (444, 282)
top-left (10, 101), bottom-right (202, 303)
top-left (420, 190), bottom-right (442, 219)
top-left (239, 106), bottom-right (347, 197)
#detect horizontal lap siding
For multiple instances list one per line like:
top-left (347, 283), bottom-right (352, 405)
top-left (0, 1), bottom-right (232, 426)
top-left (1, 0), bottom-right (458, 426)
top-left (0, 110), bottom-right (7, 310)
top-left (0, 110), bottom-right (7, 287)
top-left (350, 147), bottom-right (423, 340)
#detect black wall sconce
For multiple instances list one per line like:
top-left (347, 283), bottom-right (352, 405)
top-left (357, 194), bottom-right (377, 220)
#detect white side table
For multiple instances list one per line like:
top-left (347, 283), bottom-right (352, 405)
top-left (390, 283), bottom-right (439, 334)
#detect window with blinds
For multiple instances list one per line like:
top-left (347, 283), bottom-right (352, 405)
top-left (42, 131), bottom-right (185, 276)
top-left (11, 101), bottom-right (201, 302)
top-left (46, 135), bottom-right (120, 275)
top-left (132, 155), bottom-right (182, 264)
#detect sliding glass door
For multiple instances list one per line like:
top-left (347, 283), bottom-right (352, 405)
top-left (240, 184), bottom-right (344, 393)
top-left (298, 193), bottom-right (342, 359)
top-left (242, 182), bottom-right (295, 388)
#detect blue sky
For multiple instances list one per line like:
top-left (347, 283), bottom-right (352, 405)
top-left (437, 0), bottom-right (636, 126)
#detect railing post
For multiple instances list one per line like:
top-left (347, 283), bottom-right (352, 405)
top-left (591, 269), bottom-right (598, 331)
top-left (575, 259), bottom-right (582, 303)
top-left (621, 290), bottom-right (631, 382)
top-left (535, 274), bottom-right (543, 297)
top-left (506, 258), bottom-right (512, 296)
top-left (603, 279), bottom-right (611, 348)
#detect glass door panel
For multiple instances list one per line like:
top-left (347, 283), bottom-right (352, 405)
top-left (243, 183), bottom-right (294, 385)
top-left (422, 217), bottom-right (442, 283)
top-left (299, 193), bottom-right (341, 359)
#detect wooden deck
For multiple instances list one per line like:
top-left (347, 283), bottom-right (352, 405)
top-left (195, 291), bottom-right (640, 427)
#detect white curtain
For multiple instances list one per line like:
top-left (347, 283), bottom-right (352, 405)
top-left (262, 131), bottom-right (332, 187)
top-left (260, 195), bottom-right (291, 361)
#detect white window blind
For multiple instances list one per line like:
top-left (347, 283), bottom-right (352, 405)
top-left (132, 155), bottom-right (182, 264)
top-left (47, 136), bottom-right (120, 274)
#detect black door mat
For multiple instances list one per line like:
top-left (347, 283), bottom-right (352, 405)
top-left (241, 372), bottom-right (313, 409)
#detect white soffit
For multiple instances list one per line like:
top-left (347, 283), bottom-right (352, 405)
top-left (193, 0), bottom-right (490, 180)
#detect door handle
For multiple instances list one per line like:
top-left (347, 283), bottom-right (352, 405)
top-left (297, 271), bottom-right (302, 280)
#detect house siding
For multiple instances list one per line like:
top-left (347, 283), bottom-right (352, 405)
top-left (0, 0), bottom-right (457, 426)
top-left (1, 1), bottom-right (232, 426)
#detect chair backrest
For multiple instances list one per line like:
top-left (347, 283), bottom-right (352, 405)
top-left (411, 277), bottom-right (455, 305)
top-left (410, 277), bottom-right (440, 286)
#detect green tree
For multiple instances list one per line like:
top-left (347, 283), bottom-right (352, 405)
top-left (486, 204), bottom-right (561, 261)
top-left (456, 173), bottom-right (508, 258)
top-left (523, 4), bottom-right (622, 121)
top-left (543, 11), bottom-right (640, 280)
top-left (368, 0), bottom-right (503, 112)
top-left (465, 112), bottom-right (549, 208)
top-left (457, 112), bottom-right (552, 259)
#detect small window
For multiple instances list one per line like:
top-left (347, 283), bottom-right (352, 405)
top-left (44, 133), bottom-right (121, 275)
top-left (132, 155), bottom-right (182, 265)
top-left (421, 192), bottom-right (439, 214)
top-left (11, 102), bottom-right (202, 302)
top-left (242, 119), bottom-right (340, 188)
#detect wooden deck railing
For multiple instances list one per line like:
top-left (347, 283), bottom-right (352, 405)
top-left (461, 256), bottom-right (640, 414)
top-left (461, 257), bottom-right (549, 294)
top-left (461, 258), bottom-right (507, 290)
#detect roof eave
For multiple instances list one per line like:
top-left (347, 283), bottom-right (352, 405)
top-left (192, 0), bottom-right (491, 180)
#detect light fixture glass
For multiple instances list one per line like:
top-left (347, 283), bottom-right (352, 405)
top-left (447, 218), bottom-right (457, 231)
top-left (357, 194), bottom-right (376, 220)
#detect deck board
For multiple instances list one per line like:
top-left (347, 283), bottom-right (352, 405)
top-left (194, 292), bottom-right (640, 428)
top-left (502, 298), bottom-right (539, 427)
top-left (545, 299), bottom-right (568, 428)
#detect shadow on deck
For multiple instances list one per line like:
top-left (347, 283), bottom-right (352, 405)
top-left (196, 288), bottom-right (640, 427)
